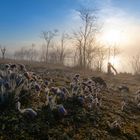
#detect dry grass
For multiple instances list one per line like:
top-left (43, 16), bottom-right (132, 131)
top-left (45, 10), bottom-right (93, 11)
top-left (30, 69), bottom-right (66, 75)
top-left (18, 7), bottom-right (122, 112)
top-left (0, 59), bottom-right (140, 139)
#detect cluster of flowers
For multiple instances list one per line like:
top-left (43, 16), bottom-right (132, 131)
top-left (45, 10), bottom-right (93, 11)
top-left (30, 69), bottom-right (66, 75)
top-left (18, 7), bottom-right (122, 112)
top-left (0, 63), bottom-right (26, 105)
top-left (0, 63), bottom-right (44, 117)
top-left (0, 63), bottom-right (107, 119)
top-left (0, 63), bottom-right (72, 118)
top-left (70, 74), bottom-right (107, 110)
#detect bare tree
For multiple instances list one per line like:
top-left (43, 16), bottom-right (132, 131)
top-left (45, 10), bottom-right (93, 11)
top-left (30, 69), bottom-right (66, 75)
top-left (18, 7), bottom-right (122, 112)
top-left (41, 29), bottom-right (58, 63)
top-left (27, 44), bottom-right (38, 62)
top-left (73, 31), bottom-right (83, 68)
top-left (40, 44), bottom-right (46, 62)
top-left (107, 44), bottom-right (120, 65)
top-left (93, 46), bottom-right (107, 72)
top-left (29, 44), bottom-right (35, 61)
top-left (85, 37), bottom-right (98, 69)
top-left (49, 50), bottom-right (59, 64)
top-left (14, 45), bottom-right (38, 62)
top-left (14, 47), bottom-right (28, 60)
top-left (73, 8), bottom-right (99, 69)
top-left (57, 32), bottom-right (70, 65)
top-left (0, 46), bottom-right (6, 59)
top-left (131, 53), bottom-right (140, 74)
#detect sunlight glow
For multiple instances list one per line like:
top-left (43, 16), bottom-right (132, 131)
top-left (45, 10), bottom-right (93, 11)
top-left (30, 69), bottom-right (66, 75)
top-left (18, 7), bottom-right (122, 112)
top-left (101, 29), bottom-right (121, 45)
top-left (109, 56), bottom-right (120, 68)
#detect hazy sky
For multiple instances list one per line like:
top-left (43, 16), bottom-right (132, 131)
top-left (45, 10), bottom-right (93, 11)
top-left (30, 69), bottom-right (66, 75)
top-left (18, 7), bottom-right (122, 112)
top-left (0, 0), bottom-right (140, 72)
top-left (0, 0), bottom-right (139, 43)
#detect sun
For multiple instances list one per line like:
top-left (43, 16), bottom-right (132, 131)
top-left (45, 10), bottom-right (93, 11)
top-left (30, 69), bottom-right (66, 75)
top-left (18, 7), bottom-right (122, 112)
top-left (101, 29), bottom-right (121, 45)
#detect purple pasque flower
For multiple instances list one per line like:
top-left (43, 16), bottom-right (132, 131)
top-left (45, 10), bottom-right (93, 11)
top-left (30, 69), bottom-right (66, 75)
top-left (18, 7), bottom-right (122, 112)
top-left (4, 81), bottom-right (11, 90)
top-left (50, 87), bottom-right (58, 94)
top-left (58, 105), bottom-right (67, 116)
top-left (75, 74), bottom-right (80, 78)
top-left (18, 64), bottom-right (26, 71)
top-left (10, 64), bottom-right (17, 69)
top-left (78, 96), bottom-right (85, 105)
top-left (5, 64), bottom-right (10, 69)
top-left (45, 80), bottom-right (49, 86)
top-left (35, 83), bottom-right (41, 92)
top-left (24, 72), bottom-right (31, 79)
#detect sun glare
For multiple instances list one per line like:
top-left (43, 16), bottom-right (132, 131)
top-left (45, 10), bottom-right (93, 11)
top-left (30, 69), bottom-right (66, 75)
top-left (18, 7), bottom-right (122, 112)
top-left (102, 29), bottom-right (121, 45)
top-left (109, 56), bottom-right (120, 68)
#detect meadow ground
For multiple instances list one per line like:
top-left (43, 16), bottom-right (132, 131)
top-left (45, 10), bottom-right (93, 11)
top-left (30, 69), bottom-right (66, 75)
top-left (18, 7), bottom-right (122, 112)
top-left (0, 61), bottom-right (140, 140)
